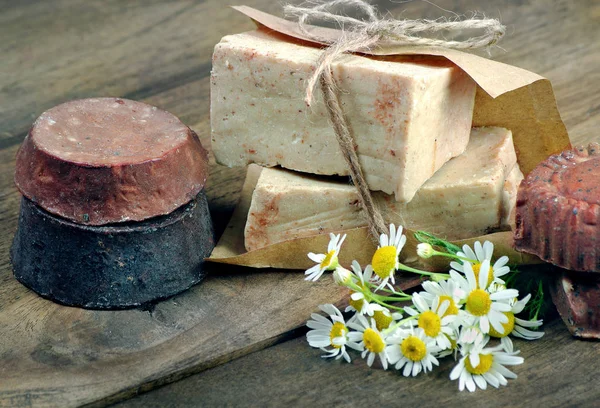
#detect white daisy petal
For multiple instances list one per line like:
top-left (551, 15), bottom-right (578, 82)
top-left (450, 361), bottom-right (464, 380)
top-left (477, 374), bottom-right (489, 390)
top-left (462, 245), bottom-right (477, 261)
top-left (403, 361), bottom-right (413, 377)
top-left (307, 253), bottom-right (325, 263)
top-left (367, 351), bottom-right (376, 367)
top-left (483, 372), bottom-right (500, 388)
top-left (478, 259), bottom-right (490, 289)
top-left (483, 241), bottom-right (494, 260)
top-left (465, 374), bottom-right (476, 392)
top-left (474, 241), bottom-right (485, 262)
top-left (490, 289), bottom-right (519, 300)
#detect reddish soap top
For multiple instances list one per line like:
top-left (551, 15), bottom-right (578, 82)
top-left (33, 98), bottom-right (190, 166)
top-left (558, 159), bottom-right (600, 205)
top-left (15, 98), bottom-right (209, 225)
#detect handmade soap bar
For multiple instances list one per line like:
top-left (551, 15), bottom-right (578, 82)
top-left (15, 98), bottom-right (209, 225)
top-left (11, 98), bottom-right (214, 309)
top-left (211, 29), bottom-right (476, 202)
top-left (515, 143), bottom-right (600, 272)
top-left (244, 127), bottom-right (519, 251)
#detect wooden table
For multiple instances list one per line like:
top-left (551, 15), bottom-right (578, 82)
top-left (1, 0), bottom-right (599, 406)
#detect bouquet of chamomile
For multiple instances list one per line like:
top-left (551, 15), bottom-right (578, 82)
top-left (304, 224), bottom-right (544, 392)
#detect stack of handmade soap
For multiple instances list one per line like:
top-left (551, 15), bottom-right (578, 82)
top-left (210, 29), bottom-right (523, 251)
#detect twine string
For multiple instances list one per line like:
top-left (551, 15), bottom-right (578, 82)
top-left (319, 67), bottom-right (388, 240)
top-left (284, 0), bottom-right (505, 241)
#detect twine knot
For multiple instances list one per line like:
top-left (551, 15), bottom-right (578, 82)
top-left (283, 0), bottom-right (505, 241)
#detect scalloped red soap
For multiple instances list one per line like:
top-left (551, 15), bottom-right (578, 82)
top-left (514, 143), bottom-right (600, 272)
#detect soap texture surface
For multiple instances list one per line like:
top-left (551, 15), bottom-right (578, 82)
top-left (211, 29), bottom-right (476, 202)
top-left (244, 127), bottom-right (520, 251)
top-left (11, 193), bottom-right (214, 309)
top-left (14, 98), bottom-right (209, 225)
top-left (515, 143), bottom-right (600, 272)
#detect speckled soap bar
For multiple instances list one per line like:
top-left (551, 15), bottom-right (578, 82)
top-left (244, 127), bottom-right (521, 251)
top-left (211, 29), bottom-right (477, 203)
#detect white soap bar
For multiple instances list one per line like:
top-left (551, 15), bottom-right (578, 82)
top-left (244, 127), bottom-right (518, 251)
top-left (211, 29), bottom-right (476, 202)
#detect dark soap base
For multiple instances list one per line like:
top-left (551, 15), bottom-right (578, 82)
top-left (10, 193), bottom-right (214, 309)
top-left (550, 270), bottom-right (600, 340)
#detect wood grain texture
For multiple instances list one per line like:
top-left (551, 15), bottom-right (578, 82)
top-left (0, 0), bottom-right (598, 406)
top-left (115, 318), bottom-right (600, 408)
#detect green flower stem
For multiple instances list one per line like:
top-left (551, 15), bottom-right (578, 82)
top-left (377, 286), bottom-right (410, 297)
top-left (429, 250), bottom-right (477, 264)
top-left (373, 294), bottom-right (411, 302)
top-left (371, 297), bottom-right (405, 312)
top-left (397, 263), bottom-right (450, 281)
top-left (345, 281), bottom-right (365, 293)
top-left (383, 315), bottom-right (418, 335)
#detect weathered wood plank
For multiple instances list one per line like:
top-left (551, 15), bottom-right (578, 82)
top-left (115, 318), bottom-right (600, 408)
top-left (0, 266), bottom-right (350, 407)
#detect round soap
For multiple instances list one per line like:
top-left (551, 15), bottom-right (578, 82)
top-left (514, 143), bottom-right (600, 272)
top-left (14, 98), bottom-right (209, 225)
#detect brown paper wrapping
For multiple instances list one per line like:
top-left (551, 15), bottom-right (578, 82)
top-left (207, 6), bottom-right (570, 271)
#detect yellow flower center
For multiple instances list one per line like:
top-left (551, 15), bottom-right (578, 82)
top-left (329, 321), bottom-right (348, 348)
top-left (437, 295), bottom-right (459, 317)
top-left (320, 250), bottom-right (339, 271)
top-left (373, 310), bottom-right (393, 331)
top-left (472, 263), bottom-right (494, 289)
top-left (466, 289), bottom-right (492, 316)
top-left (372, 246), bottom-right (397, 279)
top-left (418, 310), bottom-right (442, 337)
top-left (401, 335), bottom-right (427, 362)
top-left (465, 353), bottom-right (494, 375)
top-left (489, 312), bottom-right (516, 338)
top-left (363, 328), bottom-right (385, 353)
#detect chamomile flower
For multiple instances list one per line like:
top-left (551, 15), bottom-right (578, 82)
top-left (419, 279), bottom-right (464, 317)
top-left (450, 260), bottom-right (519, 335)
top-left (306, 304), bottom-right (351, 362)
top-left (403, 293), bottom-right (456, 350)
top-left (305, 233), bottom-right (346, 281)
top-left (488, 293), bottom-right (544, 351)
top-left (345, 261), bottom-right (382, 316)
top-left (450, 335), bottom-right (524, 392)
top-left (371, 224), bottom-right (406, 290)
top-left (386, 327), bottom-right (441, 376)
top-left (450, 241), bottom-right (510, 289)
top-left (347, 314), bottom-right (390, 369)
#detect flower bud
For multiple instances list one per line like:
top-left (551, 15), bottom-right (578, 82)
top-left (333, 266), bottom-right (353, 286)
top-left (417, 243), bottom-right (434, 258)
